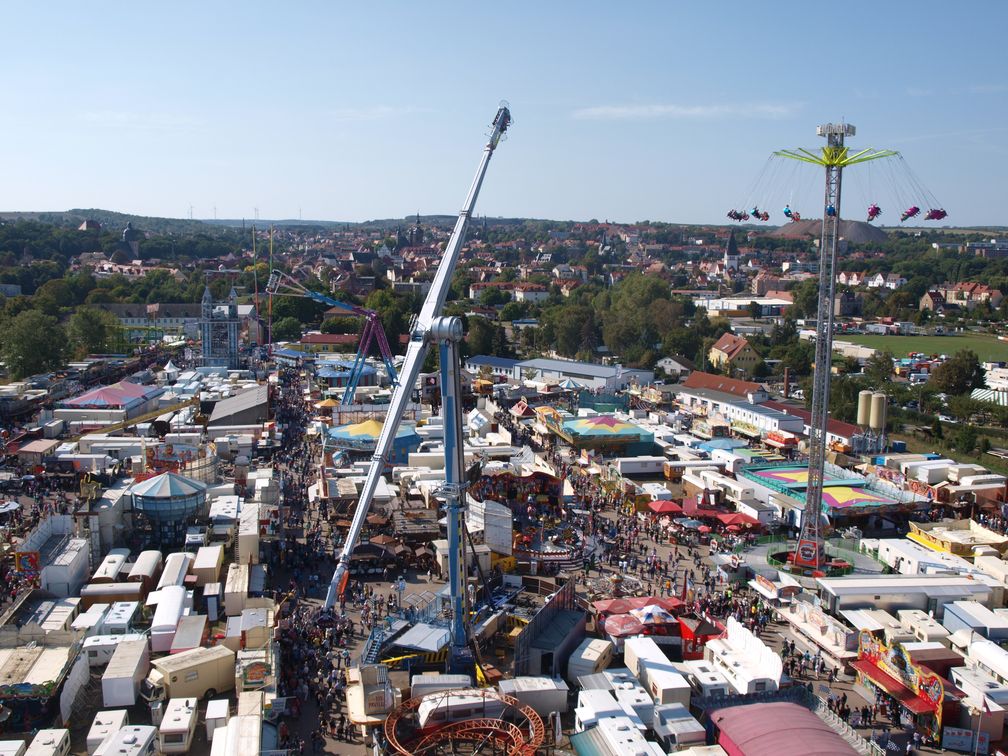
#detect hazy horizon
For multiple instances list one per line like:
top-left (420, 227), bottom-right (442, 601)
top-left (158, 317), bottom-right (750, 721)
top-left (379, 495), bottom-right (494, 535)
top-left (2, 3), bottom-right (1005, 227)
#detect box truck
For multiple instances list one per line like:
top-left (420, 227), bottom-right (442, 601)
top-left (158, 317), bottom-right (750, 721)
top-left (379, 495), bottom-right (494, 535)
top-left (141, 646), bottom-right (236, 703)
top-left (102, 639), bottom-right (150, 707)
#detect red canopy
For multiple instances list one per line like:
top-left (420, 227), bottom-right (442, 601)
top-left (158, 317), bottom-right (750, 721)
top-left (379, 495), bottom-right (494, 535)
top-left (593, 598), bottom-right (635, 616)
top-left (625, 596), bottom-right (685, 613)
top-left (602, 614), bottom-right (645, 638)
top-left (648, 500), bottom-right (683, 515)
top-left (715, 512), bottom-right (762, 527)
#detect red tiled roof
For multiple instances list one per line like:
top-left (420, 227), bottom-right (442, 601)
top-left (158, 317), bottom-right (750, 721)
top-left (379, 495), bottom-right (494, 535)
top-left (711, 333), bottom-right (752, 361)
top-left (300, 333), bottom-right (358, 345)
top-left (681, 371), bottom-right (762, 398)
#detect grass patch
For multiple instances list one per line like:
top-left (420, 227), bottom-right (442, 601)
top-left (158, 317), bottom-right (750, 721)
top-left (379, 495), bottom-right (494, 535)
top-left (840, 333), bottom-right (1008, 362)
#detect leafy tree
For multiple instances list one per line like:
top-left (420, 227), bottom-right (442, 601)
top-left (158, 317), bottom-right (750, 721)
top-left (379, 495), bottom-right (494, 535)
top-left (320, 317), bottom-right (360, 334)
top-left (68, 307), bottom-right (120, 356)
top-left (465, 316), bottom-right (496, 356)
top-left (272, 317), bottom-right (303, 342)
top-left (788, 279), bottom-right (820, 319)
top-left (954, 425), bottom-right (979, 455)
top-left (928, 350), bottom-right (984, 396)
top-left (748, 301), bottom-right (761, 321)
top-left (499, 301), bottom-right (531, 322)
top-left (479, 288), bottom-right (510, 307)
top-left (1, 310), bottom-right (66, 378)
top-left (864, 350), bottom-right (895, 387)
top-left (931, 418), bottom-right (944, 440)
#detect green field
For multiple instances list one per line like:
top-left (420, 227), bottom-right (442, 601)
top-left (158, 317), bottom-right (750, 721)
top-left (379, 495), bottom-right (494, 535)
top-left (840, 333), bottom-right (1008, 362)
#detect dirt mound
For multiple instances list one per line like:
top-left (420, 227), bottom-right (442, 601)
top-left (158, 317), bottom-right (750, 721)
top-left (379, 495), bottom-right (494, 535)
top-left (768, 219), bottom-right (888, 244)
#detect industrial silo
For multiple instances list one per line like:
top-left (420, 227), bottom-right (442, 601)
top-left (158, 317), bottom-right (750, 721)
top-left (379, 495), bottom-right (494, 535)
top-left (869, 392), bottom-right (888, 432)
top-left (856, 390), bottom-right (873, 427)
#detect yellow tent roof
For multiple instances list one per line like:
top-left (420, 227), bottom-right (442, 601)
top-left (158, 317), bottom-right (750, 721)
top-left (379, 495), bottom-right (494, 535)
top-left (316, 398), bottom-right (339, 408)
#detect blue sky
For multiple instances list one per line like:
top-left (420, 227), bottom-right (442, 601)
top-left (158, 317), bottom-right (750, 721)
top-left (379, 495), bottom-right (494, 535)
top-left (1, 2), bottom-right (1005, 226)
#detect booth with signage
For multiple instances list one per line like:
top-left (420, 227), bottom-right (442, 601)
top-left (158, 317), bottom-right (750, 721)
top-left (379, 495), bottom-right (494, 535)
top-left (853, 632), bottom-right (963, 741)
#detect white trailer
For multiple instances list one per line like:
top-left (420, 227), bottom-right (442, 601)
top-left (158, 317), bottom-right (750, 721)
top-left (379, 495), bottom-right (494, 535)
top-left (84, 634), bottom-right (147, 668)
top-left (93, 726), bottom-right (157, 756)
top-left (224, 564), bottom-right (248, 617)
top-left (613, 456), bottom-right (667, 477)
top-left (158, 698), bottom-right (198, 754)
top-left (150, 586), bottom-right (190, 653)
top-left (72, 603), bottom-right (110, 638)
top-left (102, 601), bottom-right (140, 635)
top-left (157, 553), bottom-right (194, 591)
top-left (24, 729), bottom-right (69, 756)
top-left (101, 639), bottom-right (150, 707)
top-left (623, 637), bottom-right (671, 684)
top-left (566, 638), bottom-right (614, 683)
top-left (0, 741), bottom-right (25, 756)
top-left (87, 710), bottom-right (129, 755)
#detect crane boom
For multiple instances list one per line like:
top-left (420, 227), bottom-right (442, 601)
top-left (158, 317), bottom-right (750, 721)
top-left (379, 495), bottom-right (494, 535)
top-left (324, 104), bottom-right (512, 610)
top-left (266, 271), bottom-right (398, 404)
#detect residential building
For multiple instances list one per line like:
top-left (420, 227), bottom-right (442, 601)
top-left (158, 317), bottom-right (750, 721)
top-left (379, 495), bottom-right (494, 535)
top-left (932, 282), bottom-right (1003, 311)
top-left (834, 291), bottom-right (863, 317)
top-left (707, 333), bottom-right (761, 376)
top-left (868, 273), bottom-right (907, 290)
top-left (837, 270), bottom-right (868, 287)
top-left (656, 355), bottom-right (694, 380)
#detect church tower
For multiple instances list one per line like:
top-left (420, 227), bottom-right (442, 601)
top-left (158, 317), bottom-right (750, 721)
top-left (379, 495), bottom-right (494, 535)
top-left (723, 230), bottom-right (740, 271)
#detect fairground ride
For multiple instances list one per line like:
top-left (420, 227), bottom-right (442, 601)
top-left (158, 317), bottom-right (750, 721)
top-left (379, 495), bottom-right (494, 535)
top-left (265, 270), bottom-right (398, 405)
top-left (323, 105), bottom-right (512, 684)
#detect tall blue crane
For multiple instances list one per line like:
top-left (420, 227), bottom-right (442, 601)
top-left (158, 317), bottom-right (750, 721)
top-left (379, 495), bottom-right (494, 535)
top-left (324, 104), bottom-right (512, 677)
top-left (266, 271), bottom-right (398, 405)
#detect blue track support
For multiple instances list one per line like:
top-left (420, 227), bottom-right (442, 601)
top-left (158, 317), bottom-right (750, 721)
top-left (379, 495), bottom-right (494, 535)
top-left (439, 339), bottom-right (468, 652)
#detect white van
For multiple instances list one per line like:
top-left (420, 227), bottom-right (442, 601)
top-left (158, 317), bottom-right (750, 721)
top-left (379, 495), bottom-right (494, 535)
top-left (24, 729), bottom-right (70, 756)
top-left (0, 741), bottom-right (26, 756)
top-left (158, 698), bottom-right (198, 753)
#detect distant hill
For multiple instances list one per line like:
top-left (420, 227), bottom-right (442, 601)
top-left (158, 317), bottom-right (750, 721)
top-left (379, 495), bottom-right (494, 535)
top-left (768, 218), bottom-right (889, 244)
top-left (0, 209), bottom-right (215, 236)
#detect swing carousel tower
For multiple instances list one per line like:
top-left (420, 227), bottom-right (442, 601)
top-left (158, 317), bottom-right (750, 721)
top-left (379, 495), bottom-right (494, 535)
top-left (776, 124), bottom-right (896, 572)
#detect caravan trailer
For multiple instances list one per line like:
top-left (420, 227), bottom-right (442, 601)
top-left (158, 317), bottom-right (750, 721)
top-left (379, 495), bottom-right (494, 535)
top-left (84, 634), bottom-right (147, 668)
top-left (79, 583), bottom-right (146, 610)
top-left (24, 730), bottom-right (70, 756)
top-left (127, 551), bottom-right (163, 593)
top-left (87, 711), bottom-right (129, 755)
top-left (93, 727), bottom-right (157, 756)
top-left (158, 698), bottom-right (198, 754)
top-left (102, 602), bottom-right (140, 635)
top-left (92, 549), bottom-right (131, 584)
